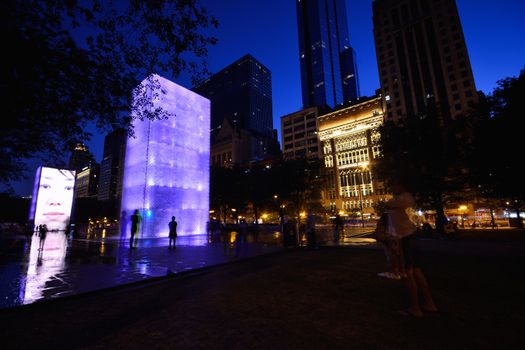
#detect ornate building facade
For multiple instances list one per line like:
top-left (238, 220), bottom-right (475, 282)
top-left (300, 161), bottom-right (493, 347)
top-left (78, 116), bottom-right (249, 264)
top-left (318, 96), bottom-right (390, 217)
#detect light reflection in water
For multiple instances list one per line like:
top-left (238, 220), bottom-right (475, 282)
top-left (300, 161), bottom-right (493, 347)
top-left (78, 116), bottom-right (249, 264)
top-left (23, 232), bottom-right (68, 304)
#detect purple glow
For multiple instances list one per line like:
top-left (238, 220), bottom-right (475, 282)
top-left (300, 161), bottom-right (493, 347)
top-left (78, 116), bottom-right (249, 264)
top-left (28, 166), bottom-right (42, 221)
top-left (121, 74), bottom-right (210, 238)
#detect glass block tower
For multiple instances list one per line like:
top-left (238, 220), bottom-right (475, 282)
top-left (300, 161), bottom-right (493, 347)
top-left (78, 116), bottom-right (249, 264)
top-left (121, 74), bottom-right (210, 238)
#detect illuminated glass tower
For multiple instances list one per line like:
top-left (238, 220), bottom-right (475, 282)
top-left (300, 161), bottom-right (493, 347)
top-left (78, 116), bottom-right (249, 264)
top-left (121, 74), bottom-right (210, 238)
top-left (297, 0), bottom-right (360, 109)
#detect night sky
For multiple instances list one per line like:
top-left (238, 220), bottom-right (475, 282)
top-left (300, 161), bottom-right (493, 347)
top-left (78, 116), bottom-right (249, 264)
top-left (11, 0), bottom-right (525, 196)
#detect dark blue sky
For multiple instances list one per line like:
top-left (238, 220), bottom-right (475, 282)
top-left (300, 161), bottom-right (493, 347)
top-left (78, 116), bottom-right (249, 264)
top-left (11, 0), bottom-right (525, 196)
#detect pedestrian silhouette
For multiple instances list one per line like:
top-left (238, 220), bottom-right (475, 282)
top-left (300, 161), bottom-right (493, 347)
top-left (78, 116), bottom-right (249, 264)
top-left (130, 209), bottom-right (141, 248)
top-left (38, 224), bottom-right (48, 250)
top-left (306, 209), bottom-right (317, 249)
top-left (120, 210), bottom-right (128, 242)
top-left (168, 216), bottom-right (178, 249)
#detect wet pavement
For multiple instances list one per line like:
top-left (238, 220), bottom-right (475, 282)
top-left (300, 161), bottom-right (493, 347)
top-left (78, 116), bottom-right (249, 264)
top-left (0, 226), bottom-right (375, 309)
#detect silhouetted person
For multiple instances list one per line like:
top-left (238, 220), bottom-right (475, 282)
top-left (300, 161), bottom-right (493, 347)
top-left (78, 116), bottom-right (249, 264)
top-left (120, 211), bottom-right (128, 242)
top-left (333, 213), bottom-right (344, 243)
top-left (38, 224), bottom-right (48, 250)
top-left (306, 209), bottom-right (317, 249)
top-left (130, 209), bottom-right (141, 248)
top-left (168, 216), bottom-right (178, 249)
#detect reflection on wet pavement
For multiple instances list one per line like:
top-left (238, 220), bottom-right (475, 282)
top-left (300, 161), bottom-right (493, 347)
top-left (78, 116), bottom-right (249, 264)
top-left (0, 227), bottom-right (375, 309)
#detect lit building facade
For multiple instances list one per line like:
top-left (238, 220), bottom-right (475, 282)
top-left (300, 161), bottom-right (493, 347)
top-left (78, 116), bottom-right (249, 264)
top-left (297, 0), bottom-right (360, 109)
top-left (280, 107), bottom-right (321, 160)
top-left (98, 129), bottom-right (127, 202)
top-left (121, 74), bottom-right (210, 237)
top-left (74, 163), bottom-right (99, 199)
top-left (373, 0), bottom-right (478, 122)
top-left (318, 96), bottom-right (389, 215)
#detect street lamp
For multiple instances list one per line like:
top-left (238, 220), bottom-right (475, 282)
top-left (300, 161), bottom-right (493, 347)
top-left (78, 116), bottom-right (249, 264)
top-left (357, 181), bottom-right (365, 228)
top-left (357, 163), bottom-right (369, 228)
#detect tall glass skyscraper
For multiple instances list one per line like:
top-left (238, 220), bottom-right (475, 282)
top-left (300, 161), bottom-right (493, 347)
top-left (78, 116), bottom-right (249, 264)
top-left (297, 0), bottom-right (360, 109)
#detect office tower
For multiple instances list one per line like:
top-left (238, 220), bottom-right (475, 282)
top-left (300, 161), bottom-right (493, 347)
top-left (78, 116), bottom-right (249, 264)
top-left (373, 0), bottom-right (478, 122)
top-left (280, 107), bottom-right (321, 160)
top-left (74, 163), bottom-right (99, 198)
top-left (318, 96), bottom-right (386, 213)
top-left (194, 54), bottom-right (279, 164)
top-left (297, 0), bottom-right (360, 109)
top-left (68, 143), bottom-right (95, 172)
top-left (193, 54), bottom-right (273, 137)
top-left (98, 129), bottom-right (127, 201)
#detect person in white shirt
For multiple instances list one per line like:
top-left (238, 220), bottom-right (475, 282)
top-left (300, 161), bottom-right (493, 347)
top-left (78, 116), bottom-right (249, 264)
top-left (387, 181), bottom-right (438, 317)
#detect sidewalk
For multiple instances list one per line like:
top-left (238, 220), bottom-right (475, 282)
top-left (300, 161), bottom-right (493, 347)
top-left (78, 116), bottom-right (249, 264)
top-left (1, 230), bottom-right (523, 349)
top-left (0, 227), bottom-right (375, 308)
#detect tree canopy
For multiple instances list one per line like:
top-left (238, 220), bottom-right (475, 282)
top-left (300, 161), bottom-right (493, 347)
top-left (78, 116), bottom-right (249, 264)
top-left (468, 68), bottom-right (525, 227)
top-left (1, 0), bottom-right (217, 186)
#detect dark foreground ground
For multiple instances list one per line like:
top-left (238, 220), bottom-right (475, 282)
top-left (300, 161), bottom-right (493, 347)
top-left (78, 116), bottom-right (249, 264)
top-left (1, 230), bottom-right (524, 349)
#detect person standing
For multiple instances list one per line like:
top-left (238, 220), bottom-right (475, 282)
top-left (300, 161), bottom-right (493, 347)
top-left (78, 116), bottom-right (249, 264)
top-left (130, 209), bottom-right (141, 248)
top-left (38, 224), bottom-right (48, 250)
top-left (333, 213), bottom-right (344, 243)
top-left (306, 209), bottom-right (317, 249)
top-left (387, 182), bottom-right (438, 317)
top-left (168, 216), bottom-right (178, 249)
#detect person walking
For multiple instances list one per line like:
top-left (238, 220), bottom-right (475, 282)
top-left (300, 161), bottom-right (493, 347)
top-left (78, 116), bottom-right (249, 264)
top-left (130, 209), bottom-right (141, 249)
top-left (387, 181), bottom-right (438, 317)
top-left (168, 216), bottom-right (178, 249)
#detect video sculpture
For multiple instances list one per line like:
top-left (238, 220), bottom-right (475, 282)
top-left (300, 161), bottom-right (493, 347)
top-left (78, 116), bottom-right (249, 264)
top-left (29, 166), bottom-right (76, 232)
top-left (120, 74), bottom-right (210, 238)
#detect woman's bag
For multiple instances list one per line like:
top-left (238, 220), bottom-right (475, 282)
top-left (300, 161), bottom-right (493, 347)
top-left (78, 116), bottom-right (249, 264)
top-left (373, 212), bottom-right (390, 242)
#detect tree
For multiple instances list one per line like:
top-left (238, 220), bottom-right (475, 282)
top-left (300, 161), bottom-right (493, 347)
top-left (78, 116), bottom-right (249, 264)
top-left (1, 0), bottom-right (217, 186)
top-left (271, 158), bottom-right (324, 225)
top-left (373, 107), bottom-right (473, 233)
top-left (469, 69), bottom-right (525, 228)
top-left (210, 165), bottom-right (245, 224)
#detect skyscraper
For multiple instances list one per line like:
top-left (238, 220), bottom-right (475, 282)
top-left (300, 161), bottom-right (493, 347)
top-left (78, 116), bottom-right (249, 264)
top-left (97, 129), bottom-right (127, 202)
top-left (193, 54), bottom-right (279, 164)
top-left (373, 0), bottom-right (478, 122)
top-left (193, 54), bottom-right (273, 137)
top-left (297, 0), bottom-right (360, 109)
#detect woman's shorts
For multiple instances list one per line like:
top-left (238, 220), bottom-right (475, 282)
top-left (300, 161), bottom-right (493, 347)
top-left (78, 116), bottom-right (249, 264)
top-left (401, 235), bottom-right (419, 268)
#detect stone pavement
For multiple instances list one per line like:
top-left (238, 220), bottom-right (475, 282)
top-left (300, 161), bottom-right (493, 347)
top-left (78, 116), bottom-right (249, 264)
top-left (0, 226), bottom-right (375, 308)
top-left (0, 230), bottom-right (523, 349)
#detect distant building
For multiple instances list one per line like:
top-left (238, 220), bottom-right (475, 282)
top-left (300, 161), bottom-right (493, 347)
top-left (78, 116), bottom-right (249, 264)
top-left (280, 107), bottom-right (321, 160)
top-left (297, 0), bottom-right (360, 109)
top-left (194, 54), bottom-right (273, 136)
top-left (97, 129), bottom-right (127, 202)
top-left (318, 96), bottom-right (389, 214)
top-left (68, 143), bottom-right (95, 172)
top-left (373, 0), bottom-right (478, 122)
top-left (193, 54), bottom-right (278, 163)
top-left (74, 163), bottom-right (99, 199)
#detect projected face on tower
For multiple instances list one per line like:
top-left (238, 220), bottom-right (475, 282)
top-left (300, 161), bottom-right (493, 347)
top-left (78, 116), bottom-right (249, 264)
top-left (33, 167), bottom-right (75, 232)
